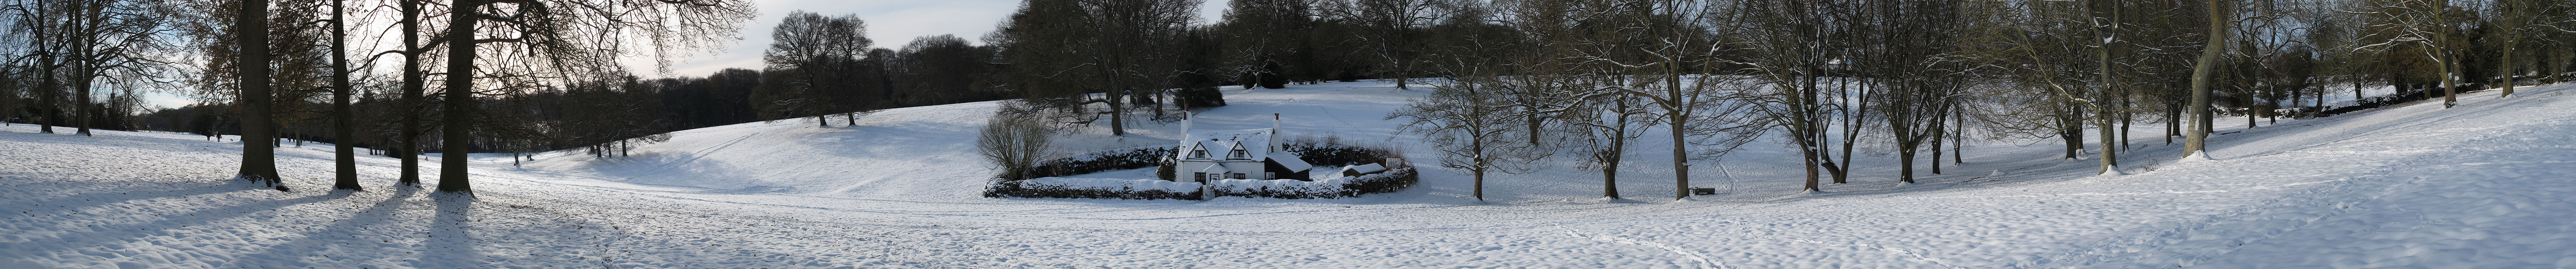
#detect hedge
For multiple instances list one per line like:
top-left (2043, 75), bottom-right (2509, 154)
top-left (1023, 145), bottom-right (1176, 180)
top-left (984, 177), bottom-right (1200, 200)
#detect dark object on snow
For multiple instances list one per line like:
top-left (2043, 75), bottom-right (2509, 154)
top-left (1692, 188), bottom-right (1715, 195)
top-left (1177, 86), bottom-right (1226, 108)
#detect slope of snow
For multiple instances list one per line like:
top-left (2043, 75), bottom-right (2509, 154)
top-left (5, 80), bottom-right (2574, 268)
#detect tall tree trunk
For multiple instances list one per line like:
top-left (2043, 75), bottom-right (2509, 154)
top-left (438, 0), bottom-right (481, 193)
top-left (37, 30), bottom-right (57, 134)
top-left (331, 0), bottom-right (361, 191)
top-left (2436, 0), bottom-right (2456, 108)
top-left (2095, 4), bottom-right (2118, 173)
top-left (2061, 106), bottom-right (2081, 159)
top-left (398, 0), bottom-right (426, 187)
top-left (74, 22), bottom-right (94, 137)
top-left (2165, 101), bottom-right (2178, 145)
top-left (1667, 77), bottom-right (1691, 200)
top-left (2182, 0), bottom-right (2225, 157)
top-left (237, 0), bottom-right (284, 189)
top-left (1937, 105), bottom-right (1958, 164)
top-left (1834, 78), bottom-right (1861, 184)
top-left (2500, 32), bottom-right (2519, 98)
top-left (1603, 98), bottom-right (1627, 199)
top-left (2245, 89), bottom-right (2256, 128)
top-left (1934, 104), bottom-right (1948, 174)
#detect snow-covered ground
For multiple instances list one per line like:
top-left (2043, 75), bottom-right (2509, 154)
top-left (5, 81), bottom-right (2574, 268)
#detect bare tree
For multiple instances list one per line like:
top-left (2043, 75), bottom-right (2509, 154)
top-left (980, 102), bottom-right (1056, 181)
top-left (2485, 0), bottom-right (2576, 98)
top-left (1390, 74), bottom-right (1544, 201)
top-left (2351, 0), bottom-right (2469, 108)
top-left (1217, 0), bottom-right (1311, 89)
top-left (1730, 0), bottom-right (1839, 191)
top-left (434, 0), bottom-right (753, 193)
top-left (990, 0), bottom-right (1199, 136)
top-left (760, 10), bottom-right (871, 127)
top-left (2181, 0), bottom-right (2229, 159)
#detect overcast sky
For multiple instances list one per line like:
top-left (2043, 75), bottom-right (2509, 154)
top-left (656, 0), bottom-right (1232, 78)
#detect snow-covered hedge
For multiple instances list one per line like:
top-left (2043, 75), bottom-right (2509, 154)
top-left (1283, 141), bottom-right (1402, 167)
top-left (1211, 166), bottom-right (1417, 199)
top-left (1025, 145), bottom-right (1177, 179)
top-left (1336, 166), bottom-right (1417, 196)
top-left (985, 177), bottom-right (1201, 200)
top-left (986, 167), bottom-right (1417, 200)
top-left (987, 140), bottom-right (1414, 200)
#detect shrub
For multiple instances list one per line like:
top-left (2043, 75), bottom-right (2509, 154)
top-left (1156, 160), bottom-right (1176, 181)
top-left (1284, 141), bottom-right (1403, 167)
top-left (1176, 86), bottom-right (1226, 108)
top-left (1337, 167), bottom-right (1418, 196)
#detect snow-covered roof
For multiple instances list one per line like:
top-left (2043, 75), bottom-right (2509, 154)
top-left (1340, 163), bottom-right (1386, 175)
top-left (1179, 128), bottom-right (1274, 162)
top-left (1267, 152), bottom-right (1311, 171)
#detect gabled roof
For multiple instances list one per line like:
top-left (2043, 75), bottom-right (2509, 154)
top-left (1179, 128), bottom-right (1273, 161)
top-left (1267, 152), bottom-right (1311, 171)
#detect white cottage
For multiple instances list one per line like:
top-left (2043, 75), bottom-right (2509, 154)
top-left (1174, 113), bottom-right (1313, 182)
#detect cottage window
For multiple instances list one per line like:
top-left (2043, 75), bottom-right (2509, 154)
top-left (1231, 173), bottom-right (1246, 179)
top-left (1228, 143), bottom-right (1249, 159)
top-left (1189, 148), bottom-right (1209, 159)
top-left (1193, 172), bottom-right (1207, 182)
top-left (1265, 172), bottom-right (1277, 180)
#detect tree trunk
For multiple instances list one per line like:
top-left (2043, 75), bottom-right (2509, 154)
top-left (398, 0), bottom-right (425, 187)
top-left (2061, 107), bottom-right (2081, 159)
top-left (1931, 105), bottom-right (1945, 174)
top-left (1471, 135), bottom-right (1484, 201)
top-left (2245, 91), bottom-right (2256, 128)
top-left (74, 44), bottom-right (93, 136)
top-left (1952, 106), bottom-right (1963, 164)
top-left (2182, 0), bottom-right (2225, 157)
top-left (36, 34), bottom-right (57, 134)
top-left (438, 0), bottom-right (481, 193)
top-left (330, 0), bottom-right (361, 191)
top-left (1899, 148), bottom-right (1916, 183)
top-left (237, 0), bottom-right (284, 189)
top-left (1669, 76), bottom-right (1691, 200)
top-left (2500, 32), bottom-right (2519, 98)
top-left (2436, 1), bottom-right (2456, 109)
top-left (1834, 79), bottom-right (1861, 184)
top-left (1801, 141), bottom-right (1820, 192)
top-left (1603, 99), bottom-right (1627, 200)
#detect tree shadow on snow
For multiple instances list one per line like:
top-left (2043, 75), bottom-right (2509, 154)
top-left (418, 192), bottom-right (481, 268)
top-left (215, 188), bottom-right (420, 268)
top-left (13, 179), bottom-right (270, 217)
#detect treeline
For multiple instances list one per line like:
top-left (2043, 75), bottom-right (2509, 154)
top-left (1350, 0), bottom-right (2576, 200)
